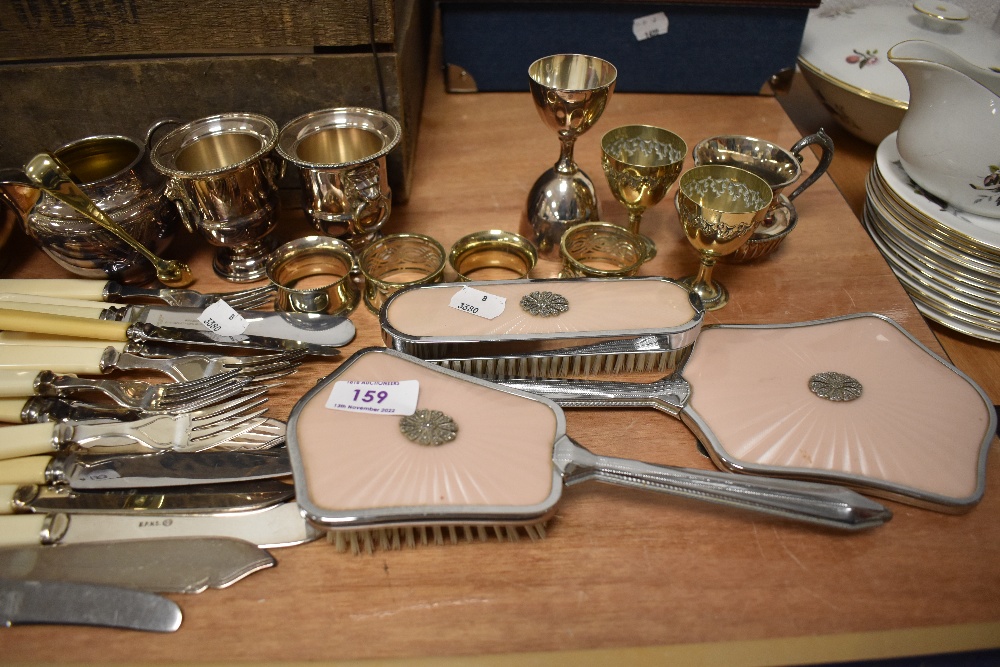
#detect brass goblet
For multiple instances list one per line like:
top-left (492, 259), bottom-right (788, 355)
top-left (601, 125), bottom-right (686, 235)
top-left (675, 165), bottom-right (772, 310)
top-left (524, 54), bottom-right (617, 258)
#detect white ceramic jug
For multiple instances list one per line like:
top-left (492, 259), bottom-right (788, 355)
top-left (889, 39), bottom-right (1000, 219)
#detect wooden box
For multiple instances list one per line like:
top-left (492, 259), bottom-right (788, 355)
top-left (0, 0), bottom-right (431, 202)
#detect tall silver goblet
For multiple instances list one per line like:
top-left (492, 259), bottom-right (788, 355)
top-left (524, 54), bottom-right (617, 258)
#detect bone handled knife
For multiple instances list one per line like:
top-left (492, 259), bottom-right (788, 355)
top-left (0, 449), bottom-right (291, 489)
top-left (0, 308), bottom-right (345, 356)
top-left (0, 479), bottom-right (295, 514)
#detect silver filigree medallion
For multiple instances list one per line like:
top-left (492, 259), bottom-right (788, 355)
top-left (399, 409), bottom-right (458, 446)
top-left (520, 290), bottom-right (569, 317)
top-left (809, 371), bottom-right (863, 402)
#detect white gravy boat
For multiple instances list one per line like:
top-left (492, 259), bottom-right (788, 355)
top-left (889, 40), bottom-right (1000, 219)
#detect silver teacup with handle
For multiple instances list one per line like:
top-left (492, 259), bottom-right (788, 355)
top-left (691, 129), bottom-right (834, 262)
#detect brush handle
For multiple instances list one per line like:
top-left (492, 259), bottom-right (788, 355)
top-left (0, 423), bottom-right (59, 459)
top-left (0, 344), bottom-right (108, 375)
top-left (0, 279), bottom-right (108, 301)
top-left (0, 456), bottom-right (51, 485)
top-left (555, 437), bottom-right (892, 531)
top-left (0, 308), bottom-right (130, 341)
top-left (499, 374), bottom-right (690, 417)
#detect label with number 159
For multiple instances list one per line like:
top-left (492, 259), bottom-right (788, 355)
top-left (325, 380), bottom-right (419, 415)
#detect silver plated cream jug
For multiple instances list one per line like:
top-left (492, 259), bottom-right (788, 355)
top-left (0, 126), bottom-right (179, 284)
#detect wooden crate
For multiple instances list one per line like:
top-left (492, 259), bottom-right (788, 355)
top-left (0, 0), bottom-right (431, 202)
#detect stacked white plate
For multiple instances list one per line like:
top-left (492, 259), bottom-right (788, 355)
top-left (863, 132), bottom-right (1000, 342)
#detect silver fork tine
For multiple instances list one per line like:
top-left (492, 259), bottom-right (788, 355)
top-left (187, 385), bottom-right (271, 425)
top-left (208, 284), bottom-right (276, 310)
top-left (152, 369), bottom-right (245, 399)
top-left (204, 418), bottom-right (287, 451)
top-left (150, 375), bottom-right (252, 412)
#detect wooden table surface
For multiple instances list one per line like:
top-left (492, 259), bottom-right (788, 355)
top-left (2, 58), bottom-right (998, 664)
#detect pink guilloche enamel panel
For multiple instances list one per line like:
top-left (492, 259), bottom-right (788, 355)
top-left (294, 351), bottom-right (559, 512)
top-left (683, 316), bottom-right (993, 504)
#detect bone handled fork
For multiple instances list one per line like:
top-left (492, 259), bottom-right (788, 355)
top-left (0, 342), bottom-right (305, 383)
top-left (0, 369), bottom-right (251, 413)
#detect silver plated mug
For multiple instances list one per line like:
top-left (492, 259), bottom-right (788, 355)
top-left (150, 113), bottom-right (281, 282)
top-left (276, 107), bottom-right (401, 250)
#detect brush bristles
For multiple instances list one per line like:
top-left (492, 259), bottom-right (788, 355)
top-left (326, 523), bottom-right (548, 555)
top-left (432, 350), bottom-right (680, 380)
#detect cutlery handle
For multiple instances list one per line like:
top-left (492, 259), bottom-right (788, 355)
top-left (0, 370), bottom-right (40, 397)
top-left (0, 344), bottom-right (106, 375)
top-left (0, 423), bottom-right (58, 459)
top-left (0, 309), bottom-right (129, 342)
top-left (0, 279), bottom-right (108, 301)
top-left (0, 398), bottom-right (28, 423)
top-left (0, 484), bottom-right (18, 514)
top-left (0, 456), bottom-right (50, 485)
top-left (0, 298), bottom-right (107, 319)
top-left (0, 332), bottom-right (128, 350)
top-left (0, 514), bottom-right (46, 546)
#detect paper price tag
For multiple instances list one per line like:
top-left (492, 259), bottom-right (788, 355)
top-left (198, 300), bottom-right (249, 336)
top-left (448, 286), bottom-right (506, 320)
top-left (633, 11), bottom-right (669, 41)
top-left (325, 380), bottom-right (420, 415)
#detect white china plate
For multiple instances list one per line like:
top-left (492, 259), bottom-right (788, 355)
top-left (876, 133), bottom-right (1000, 254)
top-left (867, 169), bottom-right (1000, 277)
top-left (865, 207), bottom-right (1000, 309)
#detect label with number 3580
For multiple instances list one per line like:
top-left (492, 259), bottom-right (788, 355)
top-left (448, 286), bottom-right (506, 320)
top-left (325, 380), bottom-right (419, 415)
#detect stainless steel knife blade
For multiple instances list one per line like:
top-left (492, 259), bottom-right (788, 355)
top-left (0, 449), bottom-right (292, 489)
top-left (2, 479), bottom-right (295, 514)
top-left (114, 305), bottom-right (356, 349)
top-left (0, 537), bottom-right (275, 594)
top-left (0, 578), bottom-right (182, 631)
top-left (3, 500), bottom-right (319, 548)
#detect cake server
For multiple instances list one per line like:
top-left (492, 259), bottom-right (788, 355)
top-left (0, 578), bottom-right (182, 632)
top-left (0, 448), bottom-right (291, 490)
top-left (0, 500), bottom-right (320, 549)
top-left (0, 537), bottom-right (275, 594)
